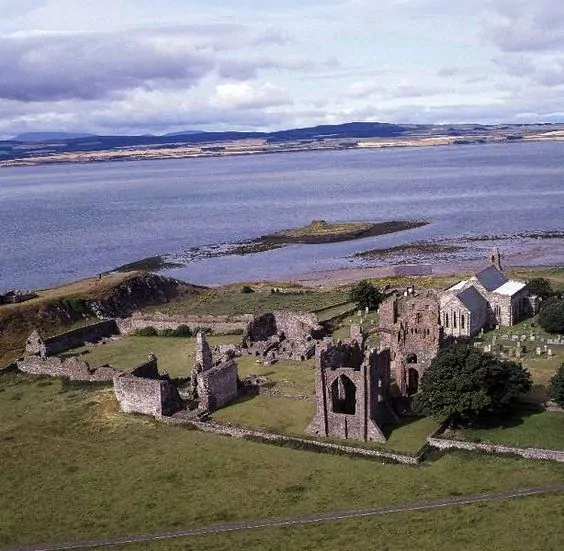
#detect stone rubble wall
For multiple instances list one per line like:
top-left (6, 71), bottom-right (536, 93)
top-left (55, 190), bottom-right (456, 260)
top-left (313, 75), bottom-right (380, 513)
top-left (272, 311), bottom-right (322, 341)
top-left (113, 374), bottom-right (183, 417)
top-left (117, 313), bottom-right (252, 335)
top-left (159, 416), bottom-right (420, 465)
top-left (31, 320), bottom-right (120, 356)
top-left (17, 355), bottom-right (119, 381)
top-left (427, 436), bottom-right (564, 462)
top-left (197, 359), bottom-right (238, 412)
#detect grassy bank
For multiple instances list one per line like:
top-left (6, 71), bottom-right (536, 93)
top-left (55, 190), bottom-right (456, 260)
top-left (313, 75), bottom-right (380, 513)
top-left (1, 372), bottom-right (564, 549)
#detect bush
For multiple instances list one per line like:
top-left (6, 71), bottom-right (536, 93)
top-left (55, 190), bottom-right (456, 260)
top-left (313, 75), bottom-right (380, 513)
top-left (193, 326), bottom-right (213, 336)
top-left (241, 285), bottom-right (255, 294)
top-left (538, 297), bottom-right (564, 334)
top-left (548, 364), bottom-right (564, 408)
top-left (349, 280), bottom-right (384, 311)
top-left (172, 325), bottom-right (192, 338)
top-left (134, 326), bottom-right (158, 337)
top-left (526, 277), bottom-right (553, 299)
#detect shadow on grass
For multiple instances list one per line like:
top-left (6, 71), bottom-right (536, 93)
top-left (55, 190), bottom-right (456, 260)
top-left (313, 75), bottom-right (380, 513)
top-left (464, 407), bottom-right (544, 431)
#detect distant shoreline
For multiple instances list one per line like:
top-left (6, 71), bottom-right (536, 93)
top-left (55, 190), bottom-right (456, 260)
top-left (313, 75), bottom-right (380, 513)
top-left (2, 133), bottom-right (564, 169)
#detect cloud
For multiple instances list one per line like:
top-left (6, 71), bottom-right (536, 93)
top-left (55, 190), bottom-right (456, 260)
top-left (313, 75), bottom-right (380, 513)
top-left (213, 82), bottom-right (291, 109)
top-left (0, 32), bottom-right (216, 102)
top-left (485, 0), bottom-right (564, 53)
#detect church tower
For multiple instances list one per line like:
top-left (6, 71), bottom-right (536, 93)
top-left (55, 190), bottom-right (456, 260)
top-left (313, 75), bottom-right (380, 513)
top-left (490, 247), bottom-right (503, 271)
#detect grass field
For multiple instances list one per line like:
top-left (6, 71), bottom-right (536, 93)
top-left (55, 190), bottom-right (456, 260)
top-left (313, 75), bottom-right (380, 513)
top-left (108, 494), bottom-right (564, 551)
top-left (143, 287), bottom-right (349, 317)
top-left (59, 335), bottom-right (242, 378)
top-left (1, 372), bottom-right (564, 549)
top-left (457, 410), bottom-right (564, 451)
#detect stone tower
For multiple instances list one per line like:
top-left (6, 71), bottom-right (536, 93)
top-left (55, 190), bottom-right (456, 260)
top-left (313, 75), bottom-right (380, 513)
top-left (490, 247), bottom-right (503, 271)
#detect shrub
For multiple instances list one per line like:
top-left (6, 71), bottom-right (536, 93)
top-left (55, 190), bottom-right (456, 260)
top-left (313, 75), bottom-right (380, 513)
top-left (526, 277), bottom-right (553, 299)
top-left (348, 280), bottom-right (384, 311)
top-left (172, 325), bottom-right (192, 338)
top-left (134, 326), bottom-right (158, 337)
top-left (538, 297), bottom-right (564, 334)
top-left (548, 364), bottom-right (564, 408)
top-left (241, 285), bottom-right (255, 294)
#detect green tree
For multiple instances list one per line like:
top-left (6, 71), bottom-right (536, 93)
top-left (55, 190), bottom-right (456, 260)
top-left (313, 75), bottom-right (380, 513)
top-left (538, 297), bottom-right (564, 333)
top-left (548, 364), bottom-right (564, 408)
top-left (526, 277), bottom-right (553, 299)
top-left (348, 280), bottom-right (384, 311)
top-left (412, 344), bottom-right (532, 426)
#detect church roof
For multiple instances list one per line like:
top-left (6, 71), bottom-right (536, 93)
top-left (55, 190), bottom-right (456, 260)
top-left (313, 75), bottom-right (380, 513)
top-left (474, 265), bottom-right (509, 292)
top-left (457, 286), bottom-right (489, 313)
top-left (493, 280), bottom-right (527, 296)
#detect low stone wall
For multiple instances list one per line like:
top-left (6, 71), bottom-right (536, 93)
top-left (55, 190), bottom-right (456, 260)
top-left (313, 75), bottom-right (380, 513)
top-left (160, 417), bottom-right (420, 465)
top-left (427, 436), bottom-right (564, 463)
top-left (17, 356), bottom-right (119, 382)
top-left (117, 313), bottom-right (252, 335)
top-left (29, 320), bottom-right (120, 356)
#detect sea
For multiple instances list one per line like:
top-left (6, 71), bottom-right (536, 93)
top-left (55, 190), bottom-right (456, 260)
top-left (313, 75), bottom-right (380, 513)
top-left (0, 140), bottom-right (563, 292)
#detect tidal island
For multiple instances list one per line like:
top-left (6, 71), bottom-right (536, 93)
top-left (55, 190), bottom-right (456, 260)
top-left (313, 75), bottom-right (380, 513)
top-left (258, 219), bottom-right (430, 245)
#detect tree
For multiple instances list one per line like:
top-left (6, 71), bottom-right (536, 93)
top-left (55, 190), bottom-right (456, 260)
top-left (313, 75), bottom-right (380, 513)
top-left (548, 364), bottom-right (564, 408)
top-left (526, 277), bottom-right (553, 299)
top-left (412, 344), bottom-right (532, 426)
top-left (538, 297), bottom-right (564, 334)
top-left (349, 280), bottom-right (384, 311)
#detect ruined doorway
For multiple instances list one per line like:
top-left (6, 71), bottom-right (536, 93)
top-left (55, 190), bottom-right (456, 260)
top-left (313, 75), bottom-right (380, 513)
top-left (331, 375), bottom-right (356, 415)
top-left (407, 368), bottom-right (419, 396)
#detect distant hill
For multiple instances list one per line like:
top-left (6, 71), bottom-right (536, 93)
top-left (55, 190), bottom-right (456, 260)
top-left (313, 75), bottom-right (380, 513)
top-left (163, 130), bottom-right (207, 137)
top-left (12, 132), bottom-right (96, 142)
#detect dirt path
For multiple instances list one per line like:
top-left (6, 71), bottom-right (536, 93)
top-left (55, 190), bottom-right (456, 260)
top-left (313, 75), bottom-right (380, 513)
top-left (7, 484), bottom-right (564, 551)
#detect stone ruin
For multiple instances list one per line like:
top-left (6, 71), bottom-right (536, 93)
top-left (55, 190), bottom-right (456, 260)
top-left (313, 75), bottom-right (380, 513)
top-left (189, 331), bottom-right (239, 412)
top-left (307, 338), bottom-right (393, 442)
top-left (241, 311), bottom-right (323, 363)
top-left (114, 354), bottom-right (184, 417)
top-left (18, 329), bottom-right (120, 382)
top-left (378, 289), bottom-right (443, 397)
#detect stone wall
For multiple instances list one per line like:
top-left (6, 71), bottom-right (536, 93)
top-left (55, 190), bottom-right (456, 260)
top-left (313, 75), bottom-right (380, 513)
top-left (25, 320), bottom-right (119, 357)
top-left (17, 355), bottom-right (119, 381)
top-left (117, 312), bottom-right (252, 335)
top-left (114, 373), bottom-right (183, 417)
top-left (273, 311), bottom-right (322, 341)
top-left (427, 436), bottom-right (564, 463)
top-left (160, 417), bottom-right (420, 465)
top-left (197, 359), bottom-right (238, 412)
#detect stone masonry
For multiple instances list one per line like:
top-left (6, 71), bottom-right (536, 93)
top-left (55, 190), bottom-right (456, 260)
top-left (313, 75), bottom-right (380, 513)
top-left (379, 290), bottom-right (443, 397)
top-left (307, 338), bottom-right (390, 442)
top-left (192, 331), bottom-right (238, 412)
top-left (113, 355), bottom-right (183, 417)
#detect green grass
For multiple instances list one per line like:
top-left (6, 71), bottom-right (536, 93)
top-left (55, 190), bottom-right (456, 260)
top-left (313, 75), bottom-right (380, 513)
top-left (143, 287), bottom-right (348, 317)
top-left (60, 335), bottom-right (241, 378)
top-left (109, 494), bottom-right (564, 551)
top-left (457, 410), bottom-right (564, 451)
top-left (1, 372), bottom-right (564, 549)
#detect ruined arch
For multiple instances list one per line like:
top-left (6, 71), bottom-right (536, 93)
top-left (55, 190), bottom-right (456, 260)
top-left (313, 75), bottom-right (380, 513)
top-left (331, 375), bottom-right (356, 415)
top-left (407, 368), bottom-right (419, 396)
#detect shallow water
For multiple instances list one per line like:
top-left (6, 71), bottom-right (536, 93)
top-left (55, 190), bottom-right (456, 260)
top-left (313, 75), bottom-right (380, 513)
top-left (0, 140), bottom-right (563, 291)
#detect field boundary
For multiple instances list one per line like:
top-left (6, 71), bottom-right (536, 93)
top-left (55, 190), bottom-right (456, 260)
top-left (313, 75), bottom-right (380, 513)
top-left (159, 416), bottom-right (422, 464)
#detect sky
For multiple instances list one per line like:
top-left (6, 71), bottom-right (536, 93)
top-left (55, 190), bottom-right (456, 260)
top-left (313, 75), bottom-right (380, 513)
top-left (1, 0), bottom-right (564, 137)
